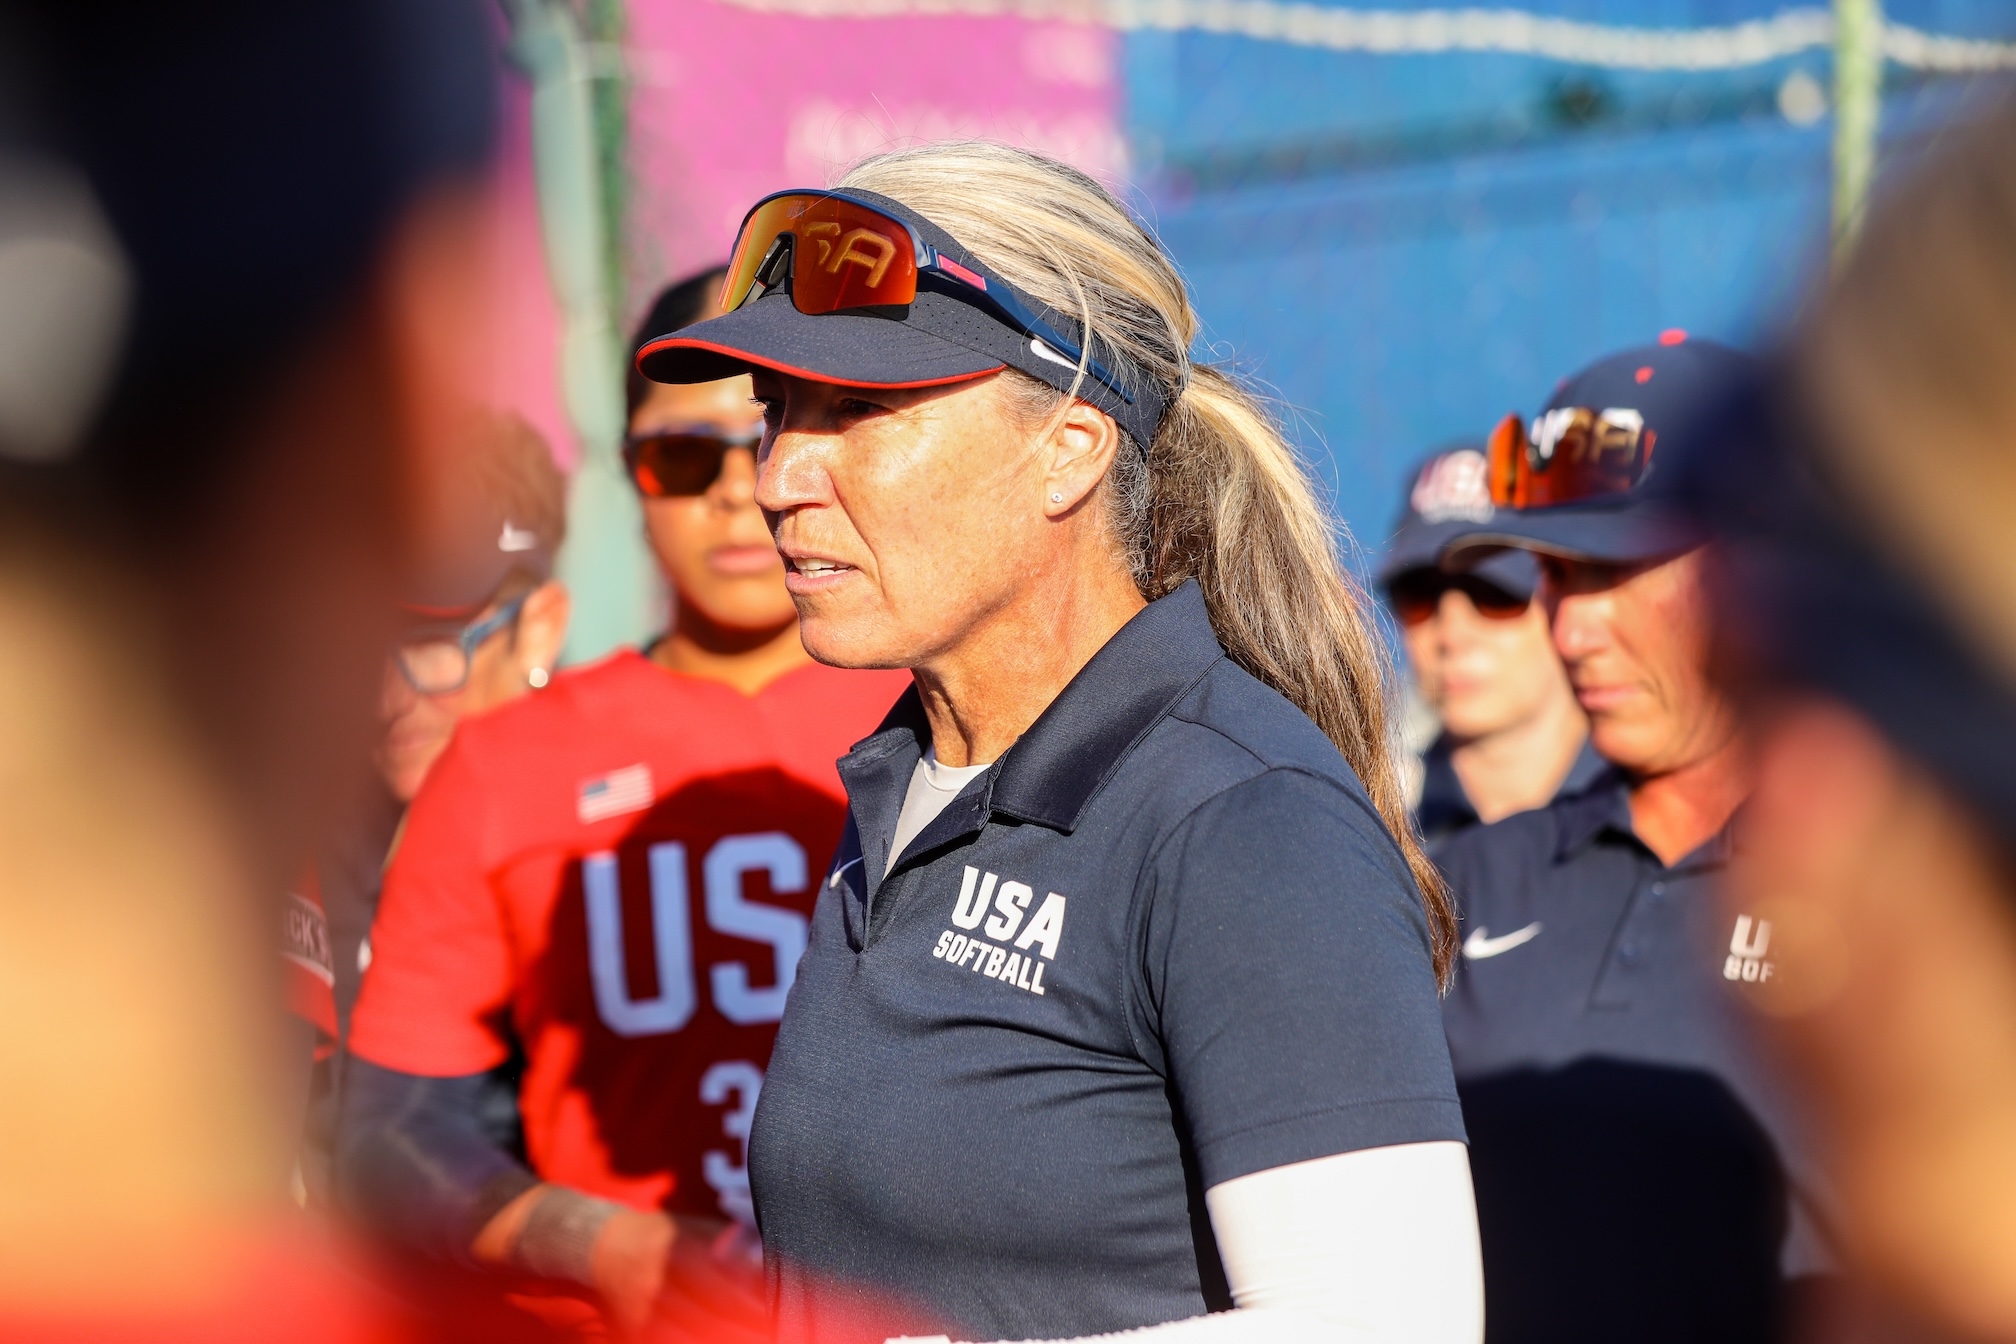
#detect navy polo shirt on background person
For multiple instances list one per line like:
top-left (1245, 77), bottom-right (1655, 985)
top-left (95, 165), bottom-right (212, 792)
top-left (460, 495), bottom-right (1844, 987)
top-left (1439, 775), bottom-right (1833, 1344)
top-left (1416, 732), bottom-right (1607, 849)
top-left (748, 580), bottom-right (1465, 1343)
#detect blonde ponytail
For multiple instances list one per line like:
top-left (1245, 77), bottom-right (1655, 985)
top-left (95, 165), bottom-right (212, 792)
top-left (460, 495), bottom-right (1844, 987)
top-left (842, 143), bottom-right (1457, 984)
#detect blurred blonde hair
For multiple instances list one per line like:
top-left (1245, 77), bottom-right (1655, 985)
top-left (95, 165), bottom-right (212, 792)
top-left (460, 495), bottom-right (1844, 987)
top-left (1799, 98), bottom-right (2016, 684)
top-left (841, 142), bottom-right (1456, 982)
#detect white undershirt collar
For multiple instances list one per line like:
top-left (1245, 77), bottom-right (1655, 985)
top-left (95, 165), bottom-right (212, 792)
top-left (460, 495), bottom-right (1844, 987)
top-left (885, 747), bottom-right (993, 876)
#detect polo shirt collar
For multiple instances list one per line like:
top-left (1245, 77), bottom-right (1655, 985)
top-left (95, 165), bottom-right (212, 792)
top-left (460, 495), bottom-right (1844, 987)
top-left (1416, 733), bottom-right (1479, 837)
top-left (1551, 767), bottom-right (1743, 871)
top-left (838, 686), bottom-right (935, 886)
top-left (1553, 772), bottom-right (1634, 861)
top-left (989, 580), bottom-right (1225, 833)
top-left (838, 579), bottom-right (1226, 855)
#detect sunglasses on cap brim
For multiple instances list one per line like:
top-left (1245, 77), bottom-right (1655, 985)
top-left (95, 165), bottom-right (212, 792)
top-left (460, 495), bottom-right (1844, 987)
top-left (1488, 406), bottom-right (1656, 509)
top-left (623, 426), bottom-right (764, 498)
top-left (721, 189), bottom-right (1133, 408)
top-left (1385, 570), bottom-right (1532, 626)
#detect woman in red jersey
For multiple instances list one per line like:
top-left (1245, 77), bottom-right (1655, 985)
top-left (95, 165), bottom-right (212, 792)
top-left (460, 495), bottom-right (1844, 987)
top-left (339, 271), bottom-right (907, 1335)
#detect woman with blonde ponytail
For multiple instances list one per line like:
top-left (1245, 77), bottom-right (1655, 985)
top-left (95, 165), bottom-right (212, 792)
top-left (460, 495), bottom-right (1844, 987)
top-left (638, 142), bottom-right (1480, 1344)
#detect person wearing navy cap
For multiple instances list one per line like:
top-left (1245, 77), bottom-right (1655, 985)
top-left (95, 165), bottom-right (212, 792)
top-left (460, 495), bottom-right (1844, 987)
top-left (1433, 335), bottom-right (1834, 1344)
top-left (640, 142), bottom-right (1482, 1344)
top-left (1377, 445), bottom-right (1602, 846)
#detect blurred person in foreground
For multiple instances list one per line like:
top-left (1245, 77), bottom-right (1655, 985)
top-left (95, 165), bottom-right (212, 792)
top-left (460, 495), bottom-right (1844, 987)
top-left (0, 0), bottom-right (500, 1338)
top-left (1434, 337), bottom-right (1833, 1344)
top-left (1676, 99), bottom-right (2016, 1344)
top-left (1377, 445), bottom-right (1600, 846)
top-left (339, 270), bottom-right (907, 1336)
top-left (285, 411), bottom-right (568, 1200)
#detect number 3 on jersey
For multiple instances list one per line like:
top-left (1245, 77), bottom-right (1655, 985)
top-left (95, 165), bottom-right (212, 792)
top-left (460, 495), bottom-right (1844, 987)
top-left (582, 832), bottom-right (809, 1037)
top-left (701, 1060), bottom-right (762, 1226)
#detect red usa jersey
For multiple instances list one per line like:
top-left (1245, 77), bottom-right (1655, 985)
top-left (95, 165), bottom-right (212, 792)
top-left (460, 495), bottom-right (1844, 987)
top-left (350, 651), bottom-right (906, 1221)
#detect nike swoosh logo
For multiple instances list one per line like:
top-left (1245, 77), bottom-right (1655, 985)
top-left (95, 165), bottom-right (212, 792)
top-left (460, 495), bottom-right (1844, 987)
top-left (1463, 922), bottom-right (1543, 960)
top-left (1028, 336), bottom-right (1081, 371)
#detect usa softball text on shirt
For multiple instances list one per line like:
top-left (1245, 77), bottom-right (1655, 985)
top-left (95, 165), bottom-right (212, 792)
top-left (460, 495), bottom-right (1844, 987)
top-left (928, 865), bottom-right (1066, 995)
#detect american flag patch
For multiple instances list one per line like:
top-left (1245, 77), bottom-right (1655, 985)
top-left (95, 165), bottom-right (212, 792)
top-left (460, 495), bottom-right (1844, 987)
top-left (578, 763), bottom-right (654, 824)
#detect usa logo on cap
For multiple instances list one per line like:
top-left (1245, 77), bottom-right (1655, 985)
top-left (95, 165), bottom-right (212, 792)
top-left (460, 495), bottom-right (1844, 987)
top-left (1410, 449), bottom-right (1494, 525)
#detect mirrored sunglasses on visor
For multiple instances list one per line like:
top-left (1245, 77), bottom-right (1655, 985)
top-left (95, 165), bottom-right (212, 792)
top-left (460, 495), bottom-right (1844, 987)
top-left (1488, 406), bottom-right (1656, 509)
top-left (719, 189), bottom-right (1135, 409)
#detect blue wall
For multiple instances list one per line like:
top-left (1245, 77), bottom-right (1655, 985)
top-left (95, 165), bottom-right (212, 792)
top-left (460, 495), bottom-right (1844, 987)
top-left (1126, 1), bottom-right (2014, 565)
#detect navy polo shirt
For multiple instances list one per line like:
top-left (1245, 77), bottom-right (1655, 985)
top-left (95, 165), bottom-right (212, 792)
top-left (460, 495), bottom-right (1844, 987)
top-left (1416, 731), bottom-right (1608, 848)
top-left (750, 581), bottom-right (1464, 1343)
top-left (1439, 777), bottom-right (1833, 1344)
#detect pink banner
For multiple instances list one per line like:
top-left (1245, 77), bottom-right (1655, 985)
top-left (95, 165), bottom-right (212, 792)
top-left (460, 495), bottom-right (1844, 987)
top-left (624, 0), bottom-right (1125, 313)
top-left (480, 1), bottom-right (1124, 469)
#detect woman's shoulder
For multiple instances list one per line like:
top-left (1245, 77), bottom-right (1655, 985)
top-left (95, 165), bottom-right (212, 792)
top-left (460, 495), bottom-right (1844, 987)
top-left (1156, 656), bottom-right (1372, 799)
top-left (1108, 659), bottom-right (1402, 876)
top-left (1134, 686), bottom-right (1435, 961)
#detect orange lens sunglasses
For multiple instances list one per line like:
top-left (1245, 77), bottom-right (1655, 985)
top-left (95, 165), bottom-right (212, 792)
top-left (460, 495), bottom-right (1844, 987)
top-left (718, 189), bottom-right (1129, 401)
top-left (722, 192), bottom-right (922, 314)
top-left (1487, 406), bottom-right (1656, 509)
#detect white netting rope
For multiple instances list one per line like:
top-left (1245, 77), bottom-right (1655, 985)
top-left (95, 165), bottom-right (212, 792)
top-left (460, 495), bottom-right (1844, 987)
top-left (708, 0), bottom-right (2016, 72)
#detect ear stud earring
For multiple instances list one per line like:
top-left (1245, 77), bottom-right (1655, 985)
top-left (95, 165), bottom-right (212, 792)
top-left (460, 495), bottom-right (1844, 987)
top-left (1050, 493), bottom-right (1064, 504)
top-left (528, 667), bottom-right (550, 689)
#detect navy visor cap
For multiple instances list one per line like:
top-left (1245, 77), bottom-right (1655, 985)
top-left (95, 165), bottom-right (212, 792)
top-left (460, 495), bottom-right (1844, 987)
top-left (1375, 444), bottom-right (1541, 598)
top-left (634, 190), bottom-right (1169, 448)
top-left (1446, 335), bottom-right (1760, 567)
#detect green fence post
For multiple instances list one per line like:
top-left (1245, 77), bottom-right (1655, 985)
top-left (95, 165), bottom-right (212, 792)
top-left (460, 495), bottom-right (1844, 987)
top-left (1832, 0), bottom-right (1884, 262)
top-left (505, 0), bottom-right (657, 664)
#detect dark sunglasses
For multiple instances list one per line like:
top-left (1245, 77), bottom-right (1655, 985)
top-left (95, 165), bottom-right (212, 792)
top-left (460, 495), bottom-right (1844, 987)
top-left (623, 426), bottom-right (764, 498)
top-left (720, 188), bottom-right (1132, 406)
top-left (1386, 570), bottom-right (1532, 627)
top-left (1488, 406), bottom-right (1654, 509)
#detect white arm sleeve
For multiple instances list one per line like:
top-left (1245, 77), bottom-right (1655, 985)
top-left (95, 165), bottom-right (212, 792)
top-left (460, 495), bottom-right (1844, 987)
top-left (893, 1140), bottom-right (1484, 1344)
top-left (1206, 1141), bottom-right (1483, 1341)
